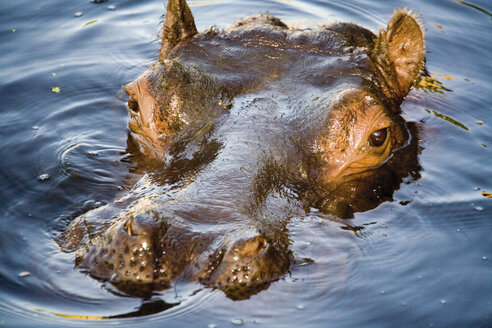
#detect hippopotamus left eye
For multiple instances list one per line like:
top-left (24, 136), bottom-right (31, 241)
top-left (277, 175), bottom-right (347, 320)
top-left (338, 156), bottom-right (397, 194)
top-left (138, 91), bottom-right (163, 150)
top-left (128, 96), bottom-right (139, 113)
top-left (369, 128), bottom-right (388, 147)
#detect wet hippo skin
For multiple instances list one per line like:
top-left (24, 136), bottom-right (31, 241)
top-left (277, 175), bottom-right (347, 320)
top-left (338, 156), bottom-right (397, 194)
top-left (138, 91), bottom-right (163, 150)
top-left (57, 0), bottom-right (425, 300)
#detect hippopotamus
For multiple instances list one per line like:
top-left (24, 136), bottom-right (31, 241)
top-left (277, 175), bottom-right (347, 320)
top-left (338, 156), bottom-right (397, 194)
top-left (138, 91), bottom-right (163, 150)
top-left (57, 0), bottom-right (424, 300)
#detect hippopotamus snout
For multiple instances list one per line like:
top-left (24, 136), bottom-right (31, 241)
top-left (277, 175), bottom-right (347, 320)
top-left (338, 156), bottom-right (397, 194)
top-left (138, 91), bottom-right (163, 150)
top-left (60, 199), bottom-right (290, 299)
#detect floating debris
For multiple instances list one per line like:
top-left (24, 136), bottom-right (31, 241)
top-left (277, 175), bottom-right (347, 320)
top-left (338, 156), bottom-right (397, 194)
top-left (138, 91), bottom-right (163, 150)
top-left (38, 174), bottom-right (50, 181)
top-left (88, 150), bottom-right (99, 156)
top-left (12, 29), bottom-right (16, 32)
top-left (482, 191), bottom-right (492, 198)
top-left (91, 0), bottom-right (108, 3)
top-left (440, 299), bottom-right (447, 305)
top-left (208, 324), bottom-right (217, 328)
top-left (231, 318), bottom-right (244, 326)
top-left (296, 304), bottom-right (305, 310)
top-left (192, 122), bottom-right (213, 141)
top-left (18, 271), bottom-right (31, 277)
top-left (52, 86), bottom-right (61, 93)
top-left (474, 206), bottom-right (484, 211)
top-left (51, 72), bottom-right (56, 77)
top-left (84, 20), bottom-right (97, 27)
top-left (477, 120), bottom-right (484, 125)
top-left (32, 126), bottom-right (39, 130)
top-left (74, 11), bottom-right (83, 17)
top-left (108, 5), bottom-right (116, 10)
top-left (483, 256), bottom-right (488, 261)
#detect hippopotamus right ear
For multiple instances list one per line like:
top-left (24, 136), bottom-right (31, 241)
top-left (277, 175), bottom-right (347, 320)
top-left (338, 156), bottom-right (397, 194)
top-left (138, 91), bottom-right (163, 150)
top-left (371, 9), bottom-right (425, 104)
top-left (159, 0), bottom-right (198, 59)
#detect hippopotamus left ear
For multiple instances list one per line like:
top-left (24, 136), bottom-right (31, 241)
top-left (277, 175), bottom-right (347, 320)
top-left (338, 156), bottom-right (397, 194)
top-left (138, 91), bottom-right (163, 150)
top-left (371, 9), bottom-right (425, 104)
top-left (159, 0), bottom-right (198, 59)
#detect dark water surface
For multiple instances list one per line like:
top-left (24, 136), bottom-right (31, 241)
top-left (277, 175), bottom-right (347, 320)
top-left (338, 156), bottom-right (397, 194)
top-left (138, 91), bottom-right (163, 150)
top-left (1, 0), bottom-right (491, 327)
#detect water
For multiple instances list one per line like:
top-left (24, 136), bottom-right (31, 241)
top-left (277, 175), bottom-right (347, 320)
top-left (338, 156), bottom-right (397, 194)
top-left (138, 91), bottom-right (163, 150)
top-left (1, 0), bottom-right (491, 327)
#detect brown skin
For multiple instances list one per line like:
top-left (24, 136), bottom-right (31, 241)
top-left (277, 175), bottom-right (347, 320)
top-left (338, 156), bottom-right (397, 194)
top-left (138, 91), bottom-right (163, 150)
top-left (58, 1), bottom-right (425, 300)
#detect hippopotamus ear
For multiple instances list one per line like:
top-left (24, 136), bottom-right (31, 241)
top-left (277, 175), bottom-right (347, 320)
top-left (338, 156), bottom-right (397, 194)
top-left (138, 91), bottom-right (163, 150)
top-left (371, 9), bottom-right (425, 103)
top-left (159, 0), bottom-right (198, 59)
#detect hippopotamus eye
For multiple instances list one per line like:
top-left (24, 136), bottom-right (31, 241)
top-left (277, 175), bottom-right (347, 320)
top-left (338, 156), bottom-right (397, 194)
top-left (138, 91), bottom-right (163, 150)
top-left (369, 128), bottom-right (388, 147)
top-left (128, 96), bottom-right (139, 113)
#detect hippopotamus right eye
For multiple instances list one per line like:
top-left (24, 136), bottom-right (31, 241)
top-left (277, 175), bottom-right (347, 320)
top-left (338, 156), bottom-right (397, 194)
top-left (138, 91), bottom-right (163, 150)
top-left (369, 128), bottom-right (388, 147)
top-left (128, 96), bottom-right (139, 113)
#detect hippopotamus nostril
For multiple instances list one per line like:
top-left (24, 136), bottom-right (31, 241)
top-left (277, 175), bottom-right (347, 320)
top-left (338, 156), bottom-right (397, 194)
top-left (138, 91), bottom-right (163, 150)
top-left (235, 235), bottom-right (268, 257)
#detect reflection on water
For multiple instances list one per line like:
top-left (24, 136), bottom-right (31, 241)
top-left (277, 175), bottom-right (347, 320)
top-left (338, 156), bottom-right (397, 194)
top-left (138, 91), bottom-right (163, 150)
top-left (425, 108), bottom-right (469, 131)
top-left (1, 0), bottom-right (491, 327)
top-left (414, 74), bottom-right (453, 94)
top-left (46, 299), bottom-right (180, 320)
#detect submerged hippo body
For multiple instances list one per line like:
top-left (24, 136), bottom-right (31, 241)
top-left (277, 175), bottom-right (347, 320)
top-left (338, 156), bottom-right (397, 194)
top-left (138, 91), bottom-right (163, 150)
top-left (58, 0), bottom-right (424, 299)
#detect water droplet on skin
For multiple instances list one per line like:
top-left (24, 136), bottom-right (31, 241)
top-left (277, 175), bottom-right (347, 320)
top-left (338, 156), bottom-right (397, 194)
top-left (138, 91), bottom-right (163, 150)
top-left (38, 174), bottom-right (50, 181)
top-left (231, 318), bottom-right (244, 326)
top-left (296, 304), bottom-right (305, 310)
top-left (18, 271), bottom-right (30, 277)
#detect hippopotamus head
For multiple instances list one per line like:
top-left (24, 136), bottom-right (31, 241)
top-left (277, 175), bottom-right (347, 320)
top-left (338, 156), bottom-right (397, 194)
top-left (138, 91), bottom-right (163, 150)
top-left (58, 0), bottom-right (424, 300)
